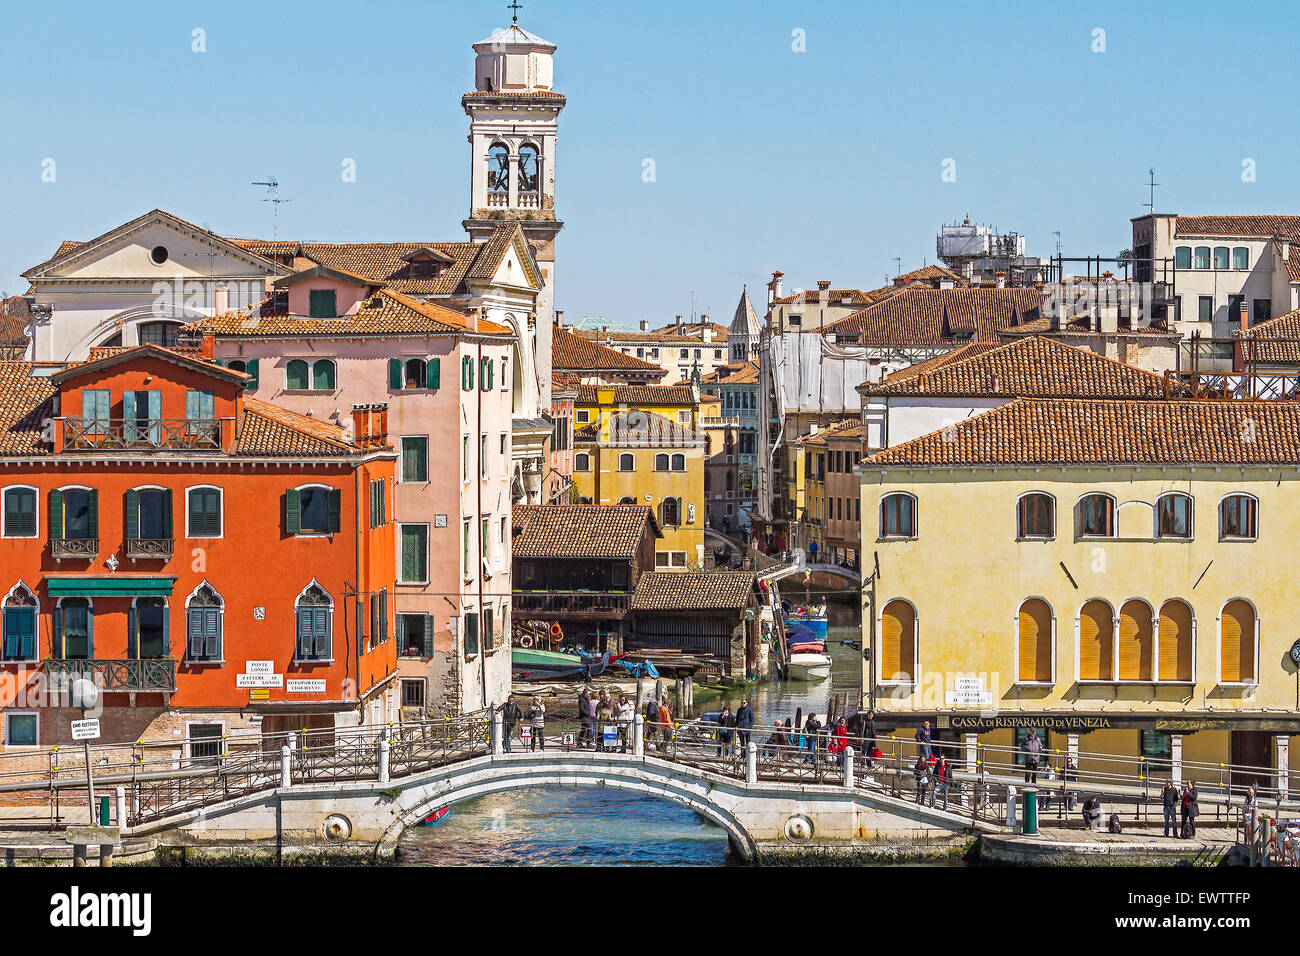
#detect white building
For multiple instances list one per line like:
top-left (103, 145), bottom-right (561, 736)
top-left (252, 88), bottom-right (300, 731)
top-left (727, 287), bottom-right (761, 363)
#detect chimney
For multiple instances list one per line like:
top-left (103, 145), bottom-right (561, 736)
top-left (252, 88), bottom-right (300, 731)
top-left (351, 404), bottom-right (371, 448)
top-left (1234, 301), bottom-right (1252, 372)
top-left (639, 320), bottom-right (649, 331)
top-left (768, 271), bottom-right (784, 306)
top-left (213, 285), bottom-right (229, 315)
top-left (554, 309), bottom-right (563, 326)
top-left (1097, 278), bottom-right (1119, 334)
top-left (995, 271), bottom-right (1007, 289)
top-left (675, 315), bottom-right (683, 332)
top-left (374, 403), bottom-right (388, 446)
top-left (817, 280), bottom-right (831, 308)
top-left (201, 331), bottom-right (215, 360)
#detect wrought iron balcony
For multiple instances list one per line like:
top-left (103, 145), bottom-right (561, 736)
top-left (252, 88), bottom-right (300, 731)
top-left (126, 537), bottom-right (174, 560)
top-left (62, 417), bottom-right (224, 452)
top-left (50, 537), bottom-right (98, 560)
top-left (512, 590), bottom-right (631, 617)
top-left (44, 658), bottom-right (177, 693)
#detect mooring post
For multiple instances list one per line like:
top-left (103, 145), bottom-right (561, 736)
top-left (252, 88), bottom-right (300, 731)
top-left (280, 745), bottom-right (291, 788)
top-left (492, 709), bottom-right (504, 756)
top-left (633, 714), bottom-right (644, 756)
top-left (114, 786), bottom-right (126, 827)
top-left (378, 739), bottom-right (391, 784)
top-left (1005, 785), bottom-right (1017, 828)
top-left (746, 742), bottom-right (757, 784)
top-left (843, 747), bottom-right (855, 788)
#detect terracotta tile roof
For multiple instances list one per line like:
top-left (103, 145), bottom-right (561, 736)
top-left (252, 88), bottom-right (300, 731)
top-left (1174, 216), bottom-right (1300, 240)
top-left (552, 326), bottom-right (664, 375)
top-left (1236, 307), bottom-right (1300, 364)
top-left (630, 571), bottom-right (756, 612)
top-left (573, 324), bottom-right (728, 345)
top-left (860, 336), bottom-right (1174, 398)
top-left (50, 344), bottom-right (245, 386)
top-left (700, 361), bottom-right (759, 386)
top-left (820, 287), bottom-right (1043, 343)
top-left (867, 398), bottom-right (1300, 468)
top-left (772, 288), bottom-right (877, 306)
top-left (235, 397), bottom-right (365, 457)
top-left (575, 384), bottom-right (697, 407)
top-left (0, 363), bottom-right (56, 455)
top-left (228, 239), bottom-right (302, 259)
top-left (186, 289), bottom-right (511, 339)
top-left (893, 264), bottom-right (968, 287)
top-left (792, 418), bottom-right (861, 447)
top-left (0, 297), bottom-right (30, 348)
top-left (574, 409), bottom-right (701, 447)
top-left (512, 504), bottom-right (660, 559)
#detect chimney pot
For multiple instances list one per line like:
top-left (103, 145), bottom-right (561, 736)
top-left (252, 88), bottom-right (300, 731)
top-left (351, 404), bottom-right (370, 448)
top-left (201, 332), bottom-right (215, 360)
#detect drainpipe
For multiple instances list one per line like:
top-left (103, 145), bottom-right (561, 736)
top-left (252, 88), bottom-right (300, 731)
top-left (354, 460), bottom-right (362, 713)
top-left (477, 322), bottom-right (488, 710)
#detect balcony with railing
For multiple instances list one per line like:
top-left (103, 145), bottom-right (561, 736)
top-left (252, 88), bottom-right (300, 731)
top-left (126, 537), bottom-right (175, 560)
top-left (62, 417), bottom-right (227, 452)
top-left (512, 591), bottom-right (631, 618)
top-left (43, 658), bottom-right (177, 693)
top-left (517, 191), bottom-right (540, 209)
top-left (50, 537), bottom-right (98, 560)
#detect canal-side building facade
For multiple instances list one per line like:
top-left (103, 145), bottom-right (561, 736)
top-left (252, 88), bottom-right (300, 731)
top-left (0, 346), bottom-right (397, 754)
top-left (861, 396), bottom-right (1300, 783)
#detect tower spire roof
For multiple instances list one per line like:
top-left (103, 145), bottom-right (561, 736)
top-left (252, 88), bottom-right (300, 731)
top-left (730, 287), bottom-right (760, 336)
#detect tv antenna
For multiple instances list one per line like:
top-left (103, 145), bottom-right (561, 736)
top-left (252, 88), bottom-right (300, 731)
top-left (892, 257), bottom-right (902, 279)
top-left (1144, 168), bottom-right (1160, 214)
top-left (252, 178), bottom-right (292, 241)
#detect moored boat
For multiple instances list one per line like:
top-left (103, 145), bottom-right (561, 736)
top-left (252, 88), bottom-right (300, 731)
top-left (786, 652), bottom-right (832, 681)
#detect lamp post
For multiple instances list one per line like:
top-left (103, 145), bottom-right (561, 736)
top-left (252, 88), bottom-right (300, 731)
top-left (71, 678), bottom-right (99, 823)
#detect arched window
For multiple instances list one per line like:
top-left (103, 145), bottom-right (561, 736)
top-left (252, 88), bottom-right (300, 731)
top-left (1158, 600), bottom-right (1194, 682)
top-left (3, 485), bottom-right (38, 537)
top-left (2, 583), bottom-right (38, 661)
top-left (574, 453), bottom-right (590, 471)
top-left (1017, 598), bottom-right (1053, 684)
top-left (295, 582), bottom-right (333, 661)
top-left (1174, 246), bottom-right (1192, 270)
top-left (1213, 246), bottom-right (1230, 270)
top-left (1017, 493), bottom-right (1054, 539)
top-left (131, 596), bottom-right (169, 659)
top-left (286, 359), bottom-right (309, 391)
top-left (1078, 599), bottom-right (1114, 681)
top-left (880, 493), bottom-right (916, 538)
top-left (56, 597), bottom-right (92, 660)
top-left (137, 321), bottom-right (181, 348)
top-left (1118, 599), bottom-right (1154, 681)
top-left (1219, 494), bottom-right (1257, 539)
top-left (1232, 247), bottom-right (1250, 270)
top-left (880, 599), bottom-right (916, 683)
top-left (1193, 246), bottom-right (1211, 270)
top-left (518, 143), bottom-right (539, 194)
top-left (670, 453), bottom-right (686, 471)
top-left (660, 497), bottom-right (681, 527)
top-left (1076, 493), bottom-right (1115, 537)
top-left (404, 358), bottom-right (427, 390)
top-left (618, 496), bottom-right (637, 505)
top-left (186, 583), bottom-right (223, 662)
top-left (487, 143), bottom-right (509, 193)
top-left (1220, 599), bottom-right (1256, 684)
top-left (312, 359), bottom-right (336, 390)
top-left (227, 359), bottom-right (246, 374)
top-left (618, 453), bottom-right (634, 472)
top-left (654, 453), bottom-right (669, 472)
top-left (1156, 493), bottom-right (1193, 538)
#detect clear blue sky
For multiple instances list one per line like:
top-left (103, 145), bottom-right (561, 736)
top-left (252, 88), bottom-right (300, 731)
top-left (1, 0), bottom-right (1296, 328)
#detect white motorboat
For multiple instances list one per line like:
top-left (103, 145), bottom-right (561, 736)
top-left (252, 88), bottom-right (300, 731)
top-left (786, 652), bottom-right (832, 681)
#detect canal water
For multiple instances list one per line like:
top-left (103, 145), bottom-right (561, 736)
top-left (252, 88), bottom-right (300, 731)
top-left (397, 597), bottom-right (862, 866)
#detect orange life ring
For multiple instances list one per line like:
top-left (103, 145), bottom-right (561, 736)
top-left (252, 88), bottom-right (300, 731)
top-left (549, 623), bottom-right (564, 643)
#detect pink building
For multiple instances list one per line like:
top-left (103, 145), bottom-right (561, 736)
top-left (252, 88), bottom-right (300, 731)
top-left (189, 286), bottom-right (516, 716)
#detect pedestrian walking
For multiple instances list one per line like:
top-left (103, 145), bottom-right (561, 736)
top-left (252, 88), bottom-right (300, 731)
top-left (655, 697), bottom-right (673, 752)
top-left (829, 717), bottom-right (849, 768)
top-left (860, 709), bottom-right (877, 768)
top-left (915, 720), bottom-right (933, 761)
top-left (1021, 728), bottom-right (1043, 784)
top-left (1181, 780), bottom-right (1199, 838)
top-left (1161, 779), bottom-right (1179, 837)
top-left (501, 696), bottom-right (523, 753)
top-left (715, 706), bottom-right (736, 757)
top-left (929, 753), bottom-right (950, 810)
top-left (615, 694), bottom-right (634, 753)
top-left (913, 755), bottom-right (930, 805)
top-left (527, 696), bottom-right (546, 752)
top-left (735, 698), bottom-right (755, 750)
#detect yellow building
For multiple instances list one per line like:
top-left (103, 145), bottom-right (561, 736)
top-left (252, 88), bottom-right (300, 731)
top-left (572, 384), bottom-right (704, 568)
top-left (860, 396), bottom-right (1300, 788)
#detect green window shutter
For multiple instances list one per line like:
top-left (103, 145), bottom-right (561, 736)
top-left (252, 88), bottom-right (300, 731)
top-left (285, 489), bottom-right (301, 534)
top-left (123, 390), bottom-right (135, 424)
top-left (125, 489), bottom-right (139, 541)
top-left (462, 357), bottom-right (474, 391)
top-left (86, 490), bottom-right (98, 538)
top-left (127, 603), bottom-right (138, 659)
top-left (185, 390), bottom-right (200, 421)
top-left (482, 357), bottom-right (493, 391)
top-left (309, 289), bottom-right (336, 318)
top-left (388, 358), bottom-right (402, 390)
top-left (427, 358), bottom-right (440, 389)
top-left (162, 488), bottom-right (173, 538)
top-left (53, 602), bottom-right (62, 658)
top-left (286, 360), bottom-right (308, 390)
top-left (326, 489), bottom-right (342, 533)
top-left (313, 360), bottom-right (335, 390)
top-left (246, 358), bottom-right (259, 390)
top-left (48, 489), bottom-right (63, 539)
top-left (423, 614), bottom-right (433, 657)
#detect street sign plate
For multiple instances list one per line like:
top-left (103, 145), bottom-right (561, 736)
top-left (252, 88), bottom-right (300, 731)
top-left (70, 718), bottom-right (100, 741)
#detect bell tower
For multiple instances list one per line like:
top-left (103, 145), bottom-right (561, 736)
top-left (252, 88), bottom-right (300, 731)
top-left (462, 14), bottom-right (564, 338)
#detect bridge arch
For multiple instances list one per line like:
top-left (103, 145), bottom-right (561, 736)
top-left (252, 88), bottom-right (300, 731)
top-left (375, 754), bottom-right (758, 861)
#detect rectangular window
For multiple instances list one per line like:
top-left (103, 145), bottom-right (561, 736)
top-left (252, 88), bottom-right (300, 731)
top-left (1198, 296), bottom-right (1213, 323)
top-left (286, 486), bottom-right (340, 534)
top-left (58, 600), bottom-right (92, 659)
top-left (464, 611), bottom-right (479, 657)
top-left (401, 437), bottom-right (428, 482)
top-left (1233, 247), bottom-right (1250, 270)
top-left (3, 487), bottom-right (36, 537)
top-left (401, 524), bottom-right (429, 583)
top-left (463, 520), bottom-right (471, 575)
top-left (4, 713), bottom-right (38, 747)
top-left (397, 613), bottom-right (431, 657)
top-left (185, 389), bottom-right (214, 422)
top-left (132, 598), bottom-right (168, 658)
top-left (1228, 295), bottom-right (1245, 328)
top-left (59, 489), bottom-right (96, 540)
top-left (124, 390), bottom-right (162, 443)
top-left (188, 724), bottom-right (223, 767)
top-left (2, 606), bottom-right (37, 661)
top-left (575, 410), bottom-right (590, 424)
top-left (186, 604), bottom-right (221, 661)
top-left (1174, 246), bottom-right (1192, 270)
top-left (308, 289), bottom-right (337, 318)
top-left (187, 487), bottom-right (221, 537)
top-left (129, 488), bottom-right (172, 540)
top-left (483, 606), bottom-right (495, 652)
top-left (1253, 299), bottom-right (1272, 324)
top-left (481, 434), bottom-right (488, 478)
top-left (1194, 247), bottom-right (1211, 270)
top-left (1213, 246), bottom-right (1230, 270)
top-left (401, 679), bottom-right (425, 708)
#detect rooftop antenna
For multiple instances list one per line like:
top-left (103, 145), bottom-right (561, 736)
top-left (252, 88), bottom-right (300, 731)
top-left (1053, 231), bottom-right (1062, 256)
top-left (690, 291), bottom-right (696, 324)
top-left (508, 0), bottom-right (522, 23)
top-left (1144, 168), bottom-right (1160, 214)
top-left (892, 257), bottom-right (902, 279)
top-left (252, 177), bottom-right (292, 242)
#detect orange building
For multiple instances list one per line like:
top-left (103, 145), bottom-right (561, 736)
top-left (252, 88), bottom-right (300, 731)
top-left (0, 345), bottom-right (397, 754)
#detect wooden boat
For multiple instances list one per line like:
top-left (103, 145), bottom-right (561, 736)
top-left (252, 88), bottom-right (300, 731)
top-left (786, 651), bottom-right (832, 681)
top-left (420, 806), bottom-right (451, 827)
top-left (511, 647), bottom-right (623, 681)
top-left (788, 641), bottom-right (825, 655)
top-left (785, 602), bottom-right (828, 639)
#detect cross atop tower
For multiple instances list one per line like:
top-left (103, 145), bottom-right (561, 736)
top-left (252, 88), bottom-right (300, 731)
top-left (508, 0), bottom-right (522, 23)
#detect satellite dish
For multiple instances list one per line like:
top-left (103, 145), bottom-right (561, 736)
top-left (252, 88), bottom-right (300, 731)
top-left (70, 678), bottom-right (98, 710)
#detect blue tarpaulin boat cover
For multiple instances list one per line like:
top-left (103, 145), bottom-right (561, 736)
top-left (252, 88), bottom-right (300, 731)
top-left (618, 659), bottom-right (660, 678)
